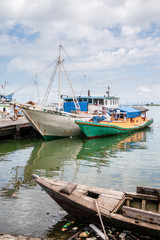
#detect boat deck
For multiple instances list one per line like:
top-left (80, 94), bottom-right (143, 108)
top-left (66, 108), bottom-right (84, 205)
top-left (94, 116), bottom-right (150, 129)
top-left (37, 177), bottom-right (125, 215)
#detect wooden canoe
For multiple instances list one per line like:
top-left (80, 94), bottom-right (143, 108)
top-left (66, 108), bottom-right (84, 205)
top-left (32, 175), bottom-right (160, 238)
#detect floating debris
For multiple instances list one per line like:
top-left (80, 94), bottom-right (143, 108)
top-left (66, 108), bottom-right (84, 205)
top-left (62, 221), bottom-right (74, 231)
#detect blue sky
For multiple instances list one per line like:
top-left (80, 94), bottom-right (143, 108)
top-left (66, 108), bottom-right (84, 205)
top-left (0, 0), bottom-right (160, 105)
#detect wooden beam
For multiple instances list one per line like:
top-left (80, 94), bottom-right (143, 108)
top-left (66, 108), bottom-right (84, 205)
top-left (126, 199), bottom-right (130, 207)
top-left (122, 206), bottom-right (160, 225)
top-left (158, 202), bottom-right (160, 214)
top-left (137, 186), bottom-right (160, 199)
top-left (141, 199), bottom-right (146, 210)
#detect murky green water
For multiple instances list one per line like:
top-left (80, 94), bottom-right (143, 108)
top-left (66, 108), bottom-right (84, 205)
top-left (0, 106), bottom-right (160, 238)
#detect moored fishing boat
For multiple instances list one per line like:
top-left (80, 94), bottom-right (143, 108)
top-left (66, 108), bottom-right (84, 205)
top-left (75, 107), bottom-right (153, 138)
top-left (20, 45), bottom-right (119, 139)
top-left (32, 175), bottom-right (160, 238)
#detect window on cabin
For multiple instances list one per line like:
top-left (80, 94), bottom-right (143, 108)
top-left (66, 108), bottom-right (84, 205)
top-left (99, 99), bottom-right (103, 105)
top-left (105, 100), bottom-right (107, 105)
top-left (89, 99), bottom-right (92, 103)
top-left (93, 99), bottom-right (98, 105)
top-left (110, 100), bottom-right (112, 105)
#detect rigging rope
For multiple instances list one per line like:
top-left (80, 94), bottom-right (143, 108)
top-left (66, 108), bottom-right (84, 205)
top-left (62, 46), bottom-right (88, 95)
top-left (13, 60), bottom-right (56, 94)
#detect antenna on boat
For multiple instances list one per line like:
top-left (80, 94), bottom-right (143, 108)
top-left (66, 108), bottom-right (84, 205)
top-left (106, 86), bottom-right (110, 97)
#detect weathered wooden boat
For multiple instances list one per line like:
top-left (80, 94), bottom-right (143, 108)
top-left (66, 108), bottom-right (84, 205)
top-left (75, 107), bottom-right (153, 138)
top-left (32, 175), bottom-right (160, 238)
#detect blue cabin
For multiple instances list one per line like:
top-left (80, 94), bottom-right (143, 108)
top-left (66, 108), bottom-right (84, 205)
top-left (63, 95), bottom-right (120, 114)
top-left (0, 93), bottom-right (13, 102)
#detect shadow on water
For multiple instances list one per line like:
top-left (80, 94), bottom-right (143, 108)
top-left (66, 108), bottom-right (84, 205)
top-left (0, 129), bottom-right (150, 199)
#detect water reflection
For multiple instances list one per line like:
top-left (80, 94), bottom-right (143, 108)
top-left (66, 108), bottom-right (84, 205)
top-left (0, 138), bottom-right (83, 198)
top-left (25, 138), bottom-right (84, 179)
top-left (78, 129), bottom-right (148, 162)
top-left (0, 130), bottom-right (150, 199)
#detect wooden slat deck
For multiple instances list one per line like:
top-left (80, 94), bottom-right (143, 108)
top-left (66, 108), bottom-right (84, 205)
top-left (41, 177), bottom-right (124, 214)
top-left (39, 178), bottom-right (160, 218)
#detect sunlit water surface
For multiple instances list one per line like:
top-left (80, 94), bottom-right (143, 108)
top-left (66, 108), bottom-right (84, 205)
top-left (0, 106), bottom-right (160, 238)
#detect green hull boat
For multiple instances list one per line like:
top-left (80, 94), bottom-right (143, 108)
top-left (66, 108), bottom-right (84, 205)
top-left (75, 118), bottom-right (153, 138)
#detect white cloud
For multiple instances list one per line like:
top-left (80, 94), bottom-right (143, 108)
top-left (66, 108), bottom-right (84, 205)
top-left (0, 0), bottom-right (160, 103)
top-left (137, 86), bottom-right (151, 93)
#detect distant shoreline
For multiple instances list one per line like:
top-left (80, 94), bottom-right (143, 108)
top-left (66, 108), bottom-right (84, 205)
top-left (145, 104), bottom-right (160, 106)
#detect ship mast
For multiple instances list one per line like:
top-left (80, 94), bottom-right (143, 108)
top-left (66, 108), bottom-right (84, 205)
top-left (58, 44), bottom-right (63, 111)
top-left (42, 44), bottom-right (80, 111)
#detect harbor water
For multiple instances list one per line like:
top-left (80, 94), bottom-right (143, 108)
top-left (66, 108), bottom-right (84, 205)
top-left (0, 106), bottom-right (160, 238)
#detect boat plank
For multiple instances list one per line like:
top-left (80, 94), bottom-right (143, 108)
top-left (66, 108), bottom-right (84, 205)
top-left (98, 201), bottom-right (119, 212)
top-left (42, 178), bottom-right (65, 186)
top-left (158, 203), bottom-right (160, 214)
top-left (111, 212), bottom-right (160, 231)
top-left (137, 186), bottom-right (160, 198)
top-left (126, 199), bottom-right (130, 207)
top-left (77, 184), bottom-right (124, 197)
top-left (122, 206), bottom-right (160, 225)
top-left (126, 192), bottom-right (158, 201)
top-left (101, 192), bottom-right (124, 200)
top-left (89, 224), bottom-right (106, 240)
top-left (76, 189), bottom-right (87, 194)
top-left (68, 191), bottom-right (111, 216)
top-left (141, 199), bottom-right (146, 210)
top-left (98, 196), bottom-right (120, 206)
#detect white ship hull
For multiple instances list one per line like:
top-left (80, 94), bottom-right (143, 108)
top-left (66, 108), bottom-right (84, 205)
top-left (22, 107), bottom-right (92, 139)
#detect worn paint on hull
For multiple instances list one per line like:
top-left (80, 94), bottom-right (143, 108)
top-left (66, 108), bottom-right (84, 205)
top-left (22, 107), bottom-right (81, 138)
top-left (21, 107), bottom-right (90, 138)
top-left (75, 119), bottom-right (153, 138)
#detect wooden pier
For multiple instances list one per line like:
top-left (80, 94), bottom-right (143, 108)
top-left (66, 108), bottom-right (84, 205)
top-left (0, 117), bottom-right (38, 139)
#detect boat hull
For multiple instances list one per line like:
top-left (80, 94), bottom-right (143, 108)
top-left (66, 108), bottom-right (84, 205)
top-left (22, 107), bottom-right (83, 139)
top-left (33, 176), bottom-right (160, 238)
top-left (75, 119), bottom-right (153, 138)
